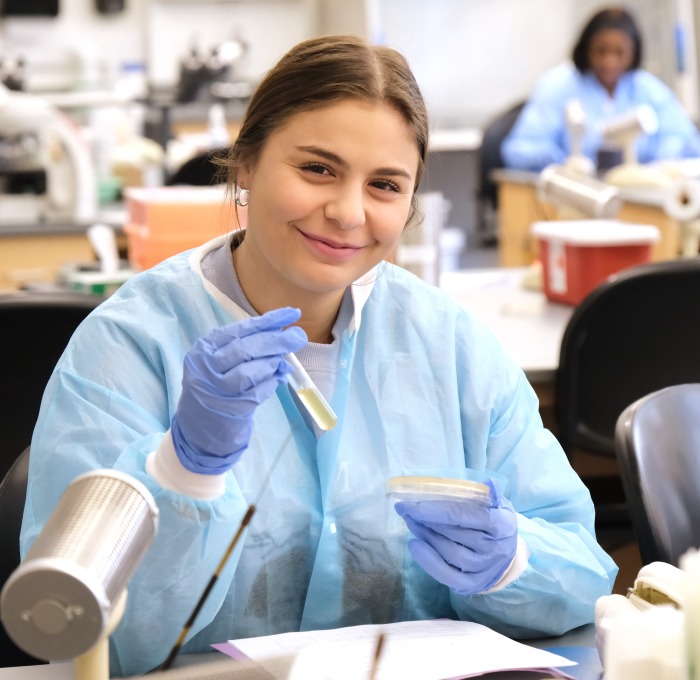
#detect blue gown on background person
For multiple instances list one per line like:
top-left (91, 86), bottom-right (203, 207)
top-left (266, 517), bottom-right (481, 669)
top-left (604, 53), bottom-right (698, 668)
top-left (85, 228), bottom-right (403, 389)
top-left (21, 233), bottom-right (617, 677)
top-left (502, 61), bottom-right (700, 172)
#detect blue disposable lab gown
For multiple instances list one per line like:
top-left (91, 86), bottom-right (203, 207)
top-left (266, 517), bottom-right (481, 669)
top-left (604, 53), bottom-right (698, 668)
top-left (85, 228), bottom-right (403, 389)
top-left (21, 236), bottom-right (616, 677)
top-left (502, 62), bottom-right (700, 171)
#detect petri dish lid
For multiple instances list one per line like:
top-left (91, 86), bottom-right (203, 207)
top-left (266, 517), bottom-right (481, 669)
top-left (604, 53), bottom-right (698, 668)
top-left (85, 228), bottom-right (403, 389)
top-left (386, 476), bottom-right (491, 504)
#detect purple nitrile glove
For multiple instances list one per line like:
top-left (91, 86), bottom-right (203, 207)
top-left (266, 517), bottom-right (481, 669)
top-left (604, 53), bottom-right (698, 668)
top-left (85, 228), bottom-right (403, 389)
top-left (171, 307), bottom-right (307, 474)
top-left (395, 480), bottom-right (518, 595)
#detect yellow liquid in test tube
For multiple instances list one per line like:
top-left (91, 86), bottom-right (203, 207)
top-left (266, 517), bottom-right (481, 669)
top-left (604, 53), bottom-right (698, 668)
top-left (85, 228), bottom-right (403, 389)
top-left (286, 353), bottom-right (338, 431)
top-left (296, 387), bottom-right (337, 431)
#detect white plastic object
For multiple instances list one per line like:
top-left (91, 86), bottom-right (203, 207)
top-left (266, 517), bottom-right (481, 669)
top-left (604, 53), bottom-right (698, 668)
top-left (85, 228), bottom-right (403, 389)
top-left (87, 223), bottom-right (120, 275)
top-left (595, 561), bottom-right (685, 670)
top-left (531, 219), bottom-right (660, 246)
top-left (681, 548), bottom-right (700, 679)
top-left (386, 476), bottom-right (491, 504)
top-left (663, 178), bottom-right (700, 222)
top-left (602, 606), bottom-right (684, 680)
top-left (44, 115), bottom-right (98, 223)
top-left (627, 561), bottom-right (685, 611)
top-left (602, 105), bottom-right (660, 146)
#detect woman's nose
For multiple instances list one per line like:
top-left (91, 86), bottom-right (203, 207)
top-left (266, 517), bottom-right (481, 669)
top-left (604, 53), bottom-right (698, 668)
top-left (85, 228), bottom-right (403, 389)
top-left (324, 185), bottom-right (366, 229)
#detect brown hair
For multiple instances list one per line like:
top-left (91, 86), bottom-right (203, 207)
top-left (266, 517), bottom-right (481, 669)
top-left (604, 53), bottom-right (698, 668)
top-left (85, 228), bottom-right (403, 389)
top-left (222, 34), bottom-right (429, 224)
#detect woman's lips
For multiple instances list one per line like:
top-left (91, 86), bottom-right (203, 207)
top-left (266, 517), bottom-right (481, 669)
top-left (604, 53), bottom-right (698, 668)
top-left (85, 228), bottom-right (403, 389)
top-left (300, 230), bottom-right (364, 260)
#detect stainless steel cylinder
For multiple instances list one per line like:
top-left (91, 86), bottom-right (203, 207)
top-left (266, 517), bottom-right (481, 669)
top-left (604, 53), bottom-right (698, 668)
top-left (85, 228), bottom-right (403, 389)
top-left (538, 164), bottom-right (622, 218)
top-left (1, 469), bottom-right (159, 661)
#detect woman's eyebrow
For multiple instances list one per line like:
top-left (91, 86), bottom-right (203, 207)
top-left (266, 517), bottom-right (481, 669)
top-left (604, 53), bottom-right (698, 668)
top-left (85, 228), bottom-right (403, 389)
top-left (295, 145), bottom-right (413, 179)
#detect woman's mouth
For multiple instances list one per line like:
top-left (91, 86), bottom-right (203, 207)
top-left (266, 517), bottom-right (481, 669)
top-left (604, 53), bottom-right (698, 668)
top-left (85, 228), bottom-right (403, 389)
top-left (299, 230), bottom-right (364, 260)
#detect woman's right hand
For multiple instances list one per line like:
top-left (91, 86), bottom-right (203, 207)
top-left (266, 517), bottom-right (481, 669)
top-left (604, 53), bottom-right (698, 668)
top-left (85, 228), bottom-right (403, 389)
top-left (171, 307), bottom-right (307, 474)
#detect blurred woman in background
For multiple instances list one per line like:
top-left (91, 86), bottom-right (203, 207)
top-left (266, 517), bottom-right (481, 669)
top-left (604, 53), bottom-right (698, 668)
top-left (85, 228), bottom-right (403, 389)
top-left (503, 6), bottom-right (700, 171)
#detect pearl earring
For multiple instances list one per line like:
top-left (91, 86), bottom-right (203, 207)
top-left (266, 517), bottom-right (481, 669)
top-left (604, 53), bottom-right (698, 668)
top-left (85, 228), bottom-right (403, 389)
top-left (235, 186), bottom-right (249, 207)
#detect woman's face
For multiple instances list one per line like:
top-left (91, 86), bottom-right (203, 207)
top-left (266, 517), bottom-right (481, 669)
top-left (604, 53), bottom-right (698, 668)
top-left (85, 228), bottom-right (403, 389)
top-left (236, 100), bottom-right (420, 301)
top-left (587, 28), bottom-right (635, 93)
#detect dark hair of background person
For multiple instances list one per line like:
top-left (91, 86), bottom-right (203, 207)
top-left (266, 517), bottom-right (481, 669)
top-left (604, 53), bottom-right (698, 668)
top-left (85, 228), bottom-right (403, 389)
top-left (221, 34), bottom-right (430, 226)
top-left (572, 7), bottom-right (643, 72)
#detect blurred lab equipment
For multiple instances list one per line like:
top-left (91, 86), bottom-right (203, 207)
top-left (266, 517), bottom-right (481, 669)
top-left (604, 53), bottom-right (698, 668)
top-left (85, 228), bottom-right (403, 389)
top-left (176, 36), bottom-right (252, 104)
top-left (61, 224), bottom-right (135, 296)
top-left (0, 83), bottom-right (97, 224)
top-left (396, 191), bottom-right (452, 286)
top-left (1, 469), bottom-right (158, 680)
top-left (602, 105), bottom-right (659, 166)
top-left (537, 164), bottom-right (622, 219)
top-left (600, 106), bottom-right (670, 187)
top-left (563, 100), bottom-right (595, 176)
top-left (0, 55), bottom-right (25, 92)
top-left (87, 223), bottom-right (119, 275)
top-left (594, 559), bottom-right (690, 679)
top-left (164, 102), bottom-right (231, 179)
top-left (662, 177), bottom-right (700, 257)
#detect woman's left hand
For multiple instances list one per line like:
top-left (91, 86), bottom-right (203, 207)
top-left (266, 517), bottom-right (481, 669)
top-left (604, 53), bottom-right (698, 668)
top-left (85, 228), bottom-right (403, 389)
top-left (394, 481), bottom-right (518, 595)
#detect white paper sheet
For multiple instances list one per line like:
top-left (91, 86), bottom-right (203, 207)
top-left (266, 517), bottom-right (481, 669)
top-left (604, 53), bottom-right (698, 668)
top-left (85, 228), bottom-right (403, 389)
top-left (224, 619), bottom-right (576, 680)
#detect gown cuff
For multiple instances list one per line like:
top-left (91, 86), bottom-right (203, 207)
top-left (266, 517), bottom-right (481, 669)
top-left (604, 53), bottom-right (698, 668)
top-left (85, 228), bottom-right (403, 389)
top-left (486, 535), bottom-right (531, 593)
top-left (146, 430), bottom-right (226, 500)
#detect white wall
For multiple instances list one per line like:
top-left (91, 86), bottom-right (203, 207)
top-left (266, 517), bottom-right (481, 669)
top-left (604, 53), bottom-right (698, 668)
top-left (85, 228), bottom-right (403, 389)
top-left (376, 0), bottom-right (671, 127)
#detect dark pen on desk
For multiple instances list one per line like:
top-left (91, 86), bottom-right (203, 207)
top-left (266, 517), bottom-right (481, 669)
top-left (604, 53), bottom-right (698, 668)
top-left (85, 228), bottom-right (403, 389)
top-left (157, 430), bottom-right (294, 672)
top-left (368, 632), bottom-right (386, 680)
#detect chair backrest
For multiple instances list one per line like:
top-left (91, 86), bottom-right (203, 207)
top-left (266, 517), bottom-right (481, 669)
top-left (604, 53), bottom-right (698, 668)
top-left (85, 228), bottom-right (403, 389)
top-left (615, 384), bottom-right (700, 566)
top-left (555, 257), bottom-right (700, 459)
top-left (0, 446), bottom-right (44, 666)
top-left (477, 101), bottom-right (526, 209)
top-left (166, 147), bottom-right (229, 186)
top-left (0, 291), bottom-right (104, 482)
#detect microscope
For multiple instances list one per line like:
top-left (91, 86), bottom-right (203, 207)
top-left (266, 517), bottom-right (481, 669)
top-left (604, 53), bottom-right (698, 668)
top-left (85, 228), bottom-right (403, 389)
top-left (599, 105), bottom-right (669, 188)
top-left (563, 99), bottom-right (596, 176)
top-left (0, 83), bottom-right (97, 224)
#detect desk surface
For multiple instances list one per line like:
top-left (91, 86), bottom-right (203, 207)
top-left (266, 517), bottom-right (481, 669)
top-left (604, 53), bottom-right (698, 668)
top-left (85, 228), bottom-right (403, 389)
top-left (440, 268), bottom-right (573, 383)
top-left (0, 625), bottom-right (599, 680)
top-left (490, 168), bottom-right (668, 207)
top-left (0, 206), bottom-right (128, 238)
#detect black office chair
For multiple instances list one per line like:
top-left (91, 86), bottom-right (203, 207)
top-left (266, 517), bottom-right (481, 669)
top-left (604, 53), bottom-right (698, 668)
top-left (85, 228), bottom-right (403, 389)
top-left (166, 147), bottom-right (229, 186)
top-left (555, 258), bottom-right (700, 547)
top-left (0, 446), bottom-right (44, 667)
top-left (615, 384), bottom-right (700, 567)
top-left (0, 291), bottom-right (104, 483)
top-left (476, 100), bottom-right (526, 245)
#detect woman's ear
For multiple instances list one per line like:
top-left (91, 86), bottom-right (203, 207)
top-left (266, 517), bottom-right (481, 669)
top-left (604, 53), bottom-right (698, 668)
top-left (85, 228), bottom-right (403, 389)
top-left (237, 165), bottom-right (252, 190)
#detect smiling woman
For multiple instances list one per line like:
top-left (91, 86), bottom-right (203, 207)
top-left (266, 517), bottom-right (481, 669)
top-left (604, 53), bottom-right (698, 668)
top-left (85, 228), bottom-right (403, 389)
top-left (22, 34), bottom-right (616, 677)
top-left (232, 99), bottom-right (419, 337)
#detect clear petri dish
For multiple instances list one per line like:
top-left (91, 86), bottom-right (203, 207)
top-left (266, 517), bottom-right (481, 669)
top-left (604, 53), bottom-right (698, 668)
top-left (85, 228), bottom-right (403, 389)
top-left (386, 476), bottom-right (491, 504)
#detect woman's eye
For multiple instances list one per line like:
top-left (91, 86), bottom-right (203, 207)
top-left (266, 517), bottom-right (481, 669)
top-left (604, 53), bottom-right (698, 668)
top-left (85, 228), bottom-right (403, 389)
top-left (371, 179), bottom-right (401, 193)
top-left (302, 162), bottom-right (331, 175)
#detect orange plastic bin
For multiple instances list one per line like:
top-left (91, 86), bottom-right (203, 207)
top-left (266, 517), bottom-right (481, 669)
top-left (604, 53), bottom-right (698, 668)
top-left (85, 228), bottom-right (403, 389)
top-left (124, 187), bottom-right (243, 270)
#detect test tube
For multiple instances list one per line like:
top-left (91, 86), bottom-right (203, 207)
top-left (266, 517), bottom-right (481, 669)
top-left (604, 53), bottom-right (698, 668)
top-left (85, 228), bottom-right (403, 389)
top-left (286, 353), bottom-right (338, 431)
